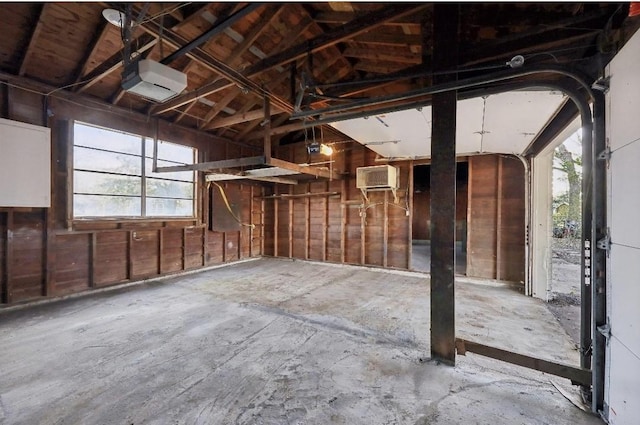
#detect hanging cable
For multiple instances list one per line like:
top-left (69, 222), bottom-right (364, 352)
top-left (211, 182), bottom-right (255, 229)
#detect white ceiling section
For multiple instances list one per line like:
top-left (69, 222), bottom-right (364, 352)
top-left (330, 90), bottom-right (567, 159)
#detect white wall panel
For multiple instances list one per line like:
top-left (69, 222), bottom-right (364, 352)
top-left (605, 28), bottom-right (640, 425)
top-left (607, 29), bottom-right (640, 151)
top-left (609, 141), bottom-right (640, 248)
top-left (609, 245), bottom-right (640, 356)
top-left (0, 118), bottom-right (51, 207)
top-left (606, 338), bottom-right (640, 425)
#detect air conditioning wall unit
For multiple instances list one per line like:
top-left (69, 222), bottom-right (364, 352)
top-left (356, 165), bottom-right (399, 190)
top-left (122, 59), bottom-right (187, 102)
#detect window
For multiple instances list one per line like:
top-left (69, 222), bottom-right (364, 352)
top-left (73, 122), bottom-right (195, 218)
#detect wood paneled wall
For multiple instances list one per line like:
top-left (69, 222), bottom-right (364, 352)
top-left (412, 163), bottom-right (468, 242)
top-left (0, 82), bottom-right (528, 306)
top-left (0, 85), bottom-right (263, 305)
top-left (467, 155), bottom-right (525, 282)
top-left (263, 146), bottom-right (525, 282)
top-left (264, 144), bottom-right (412, 269)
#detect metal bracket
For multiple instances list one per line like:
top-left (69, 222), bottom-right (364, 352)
top-left (596, 233), bottom-right (610, 252)
top-left (592, 76), bottom-right (610, 93)
top-left (597, 147), bottom-right (611, 161)
top-left (597, 323), bottom-right (611, 339)
top-left (580, 343), bottom-right (593, 357)
top-left (599, 402), bottom-right (610, 424)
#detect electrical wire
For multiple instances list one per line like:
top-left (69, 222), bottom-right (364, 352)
top-left (210, 182), bottom-right (255, 229)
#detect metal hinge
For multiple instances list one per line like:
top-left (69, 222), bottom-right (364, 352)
top-left (599, 402), bottom-right (610, 424)
top-left (592, 76), bottom-right (610, 93)
top-left (597, 323), bottom-right (611, 339)
top-left (597, 147), bottom-right (611, 161)
top-left (597, 230), bottom-right (611, 252)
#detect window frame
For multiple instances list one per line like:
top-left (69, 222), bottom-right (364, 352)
top-left (71, 121), bottom-right (197, 220)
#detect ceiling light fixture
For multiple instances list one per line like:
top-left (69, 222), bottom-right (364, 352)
top-left (102, 8), bottom-right (131, 28)
top-left (320, 144), bottom-right (333, 156)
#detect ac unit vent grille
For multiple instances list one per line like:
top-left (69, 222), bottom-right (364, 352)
top-left (356, 165), bottom-right (398, 189)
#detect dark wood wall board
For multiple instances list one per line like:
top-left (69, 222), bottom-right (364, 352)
top-left (93, 232), bottom-right (128, 286)
top-left (10, 210), bottom-right (45, 302)
top-left (292, 196), bottom-right (307, 259)
top-left (130, 230), bottom-right (160, 278)
top-left (276, 198), bottom-right (290, 257)
top-left (262, 198), bottom-right (275, 256)
top-left (467, 155), bottom-right (499, 279)
top-left (466, 155), bottom-right (525, 282)
top-left (497, 157), bottom-right (526, 282)
top-left (206, 231), bottom-right (224, 264)
top-left (0, 78), bottom-right (263, 306)
top-left (162, 228), bottom-right (184, 273)
top-left (7, 85), bottom-right (44, 126)
top-left (184, 227), bottom-right (205, 269)
top-left (412, 190), bottom-right (431, 240)
top-left (52, 233), bottom-right (90, 295)
top-left (224, 232), bottom-right (240, 262)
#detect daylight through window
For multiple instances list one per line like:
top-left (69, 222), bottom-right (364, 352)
top-left (73, 122), bottom-right (195, 218)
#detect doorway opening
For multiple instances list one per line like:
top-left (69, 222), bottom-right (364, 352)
top-left (411, 161), bottom-right (468, 275)
top-left (547, 130), bottom-right (583, 346)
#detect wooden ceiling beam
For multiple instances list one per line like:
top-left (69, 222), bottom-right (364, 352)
top-left (471, 7), bottom-right (612, 49)
top-left (75, 34), bottom-right (158, 93)
top-left (195, 4), bottom-right (285, 127)
top-left (70, 20), bottom-right (109, 86)
top-left (242, 4), bottom-right (429, 78)
top-left (353, 61), bottom-right (408, 75)
top-left (136, 22), bottom-right (293, 116)
top-left (170, 3), bottom-right (210, 31)
top-left (173, 61), bottom-right (204, 123)
top-left (312, 11), bottom-right (421, 26)
top-left (226, 4), bottom-right (285, 67)
top-left (207, 108), bottom-right (266, 130)
top-left (74, 3), bottom-right (206, 94)
top-left (235, 112), bottom-right (289, 142)
top-left (351, 33), bottom-right (422, 47)
top-left (18, 3), bottom-right (49, 76)
top-left (160, 3), bottom-right (265, 65)
top-left (342, 47), bottom-right (421, 64)
top-left (154, 9), bottom-right (309, 118)
top-left (198, 86), bottom-right (242, 129)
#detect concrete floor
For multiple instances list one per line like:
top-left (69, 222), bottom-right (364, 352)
top-left (0, 258), bottom-right (600, 425)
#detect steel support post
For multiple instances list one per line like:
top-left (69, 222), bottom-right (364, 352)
top-left (430, 3), bottom-right (458, 365)
top-left (580, 95), bottom-right (594, 376)
top-left (591, 90), bottom-right (607, 414)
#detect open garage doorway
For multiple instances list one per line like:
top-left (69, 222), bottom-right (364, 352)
top-left (411, 162), bottom-right (468, 275)
top-left (547, 130), bottom-right (583, 346)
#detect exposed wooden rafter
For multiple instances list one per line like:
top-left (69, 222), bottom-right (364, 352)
top-left (352, 32), bottom-right (422, 47)
top-left (195, 4), bottom-right (285, 128)
top-left (342, 47), bottom-right (421, 64)
top-left (242, 4), bottom-right (429, 78)
top-left (151, 4), bottom-right (426, 118)
top-left (18, 3), bottom-right (48, 76)
top-left (75, 34), bottom-right (158, 93)
top-left (312, 11), bottom-right (421, 26)
top-left (70, 20), bottom-right (109, 86)
top-left (160, 3), bottom-right (265, 65)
